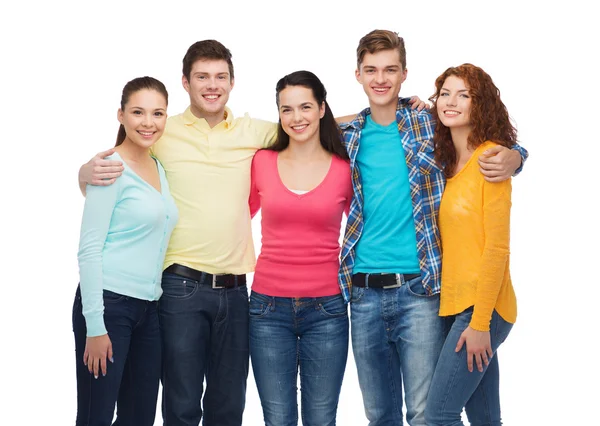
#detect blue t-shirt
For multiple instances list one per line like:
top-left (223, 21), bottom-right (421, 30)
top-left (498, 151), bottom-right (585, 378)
top-left (353, 115), bottom-right (419, 273)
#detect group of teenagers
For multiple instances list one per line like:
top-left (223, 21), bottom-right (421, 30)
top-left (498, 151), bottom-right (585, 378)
top-left (73, 29), bottom-right (527, 426)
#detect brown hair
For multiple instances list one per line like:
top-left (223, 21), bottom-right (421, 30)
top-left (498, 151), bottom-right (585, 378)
top-left (429, 63), bottom-right (517, 176)
top-left (356, 30), bottom-right (406, 70)
top-left (182, 40), bottom-right (234, 82)
top-left (115, 77), bottom-right (168, 147)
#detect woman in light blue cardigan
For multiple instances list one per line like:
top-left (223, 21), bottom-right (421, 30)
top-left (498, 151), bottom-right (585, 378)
top-left (73, 76), bottom-right (178, 426)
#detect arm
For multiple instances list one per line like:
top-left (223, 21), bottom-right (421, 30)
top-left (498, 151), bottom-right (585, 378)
top-left (478, 143), bottom-right (529, 183)
top-left (334, 95), bottom-right (430, 124)
top-left (456, 178), bottom-right (512, 372)
top-left (78, 148), bottom-right (124, 196)
top-left (78, 181), bottom-right (120, 377)
top-left (249, 156), bottom-right (261, 218)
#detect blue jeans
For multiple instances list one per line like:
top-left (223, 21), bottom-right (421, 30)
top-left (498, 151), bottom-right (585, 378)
top-left (350, 275), bottom-right (447, 426)
top-left (249, 291), bottom-right (349, 426)
top-left (158, 271), bottom-right (249, 426)
top-left (72, 287), bottom-right (161, 426)
top-left (425, 308), bottom-right (513, 426)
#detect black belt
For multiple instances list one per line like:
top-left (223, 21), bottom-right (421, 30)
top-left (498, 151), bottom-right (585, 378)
top-left (165, 264), bottom-right (246, 289)
top-left (352, 272), bottom-right (420, 289)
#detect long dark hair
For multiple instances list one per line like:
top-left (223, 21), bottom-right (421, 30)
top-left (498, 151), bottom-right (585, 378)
top-left (429, 64), bottom-right (517, 177)
top-left (268, 70), bottom-right (348, 160)
top-left (115, 76), bottom-right (169, 147)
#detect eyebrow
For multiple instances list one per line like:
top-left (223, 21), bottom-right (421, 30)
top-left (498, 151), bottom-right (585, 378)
top-left (363, 65), bottom-right (400, 70)
top-left (279, 102), bottom-right (314, 108)
top-left (129, 106), bottom-right (167, 112)
top-left (440, 88), bottom-right (469, 92)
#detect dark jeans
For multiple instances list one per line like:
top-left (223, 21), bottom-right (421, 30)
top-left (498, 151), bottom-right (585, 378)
top-left (73, 287), bottom-right (161, 426)
top-left (159, 271), bottom-right (250, 426)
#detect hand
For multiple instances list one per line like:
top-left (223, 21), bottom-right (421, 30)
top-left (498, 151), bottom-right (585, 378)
top-left (80, 148), bottom-right (124, 187)
top-left (478, 145), bottom-right (521, 182)
top-left (408, 96), bottom-right (431, 111)
top-left (83, 334), bottom-right (113, 379)
top-left (455, 326), bottom-right (493, 373)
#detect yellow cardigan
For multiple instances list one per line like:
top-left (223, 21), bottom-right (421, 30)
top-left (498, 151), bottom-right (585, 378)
top-left (439, 141), bottom-right (517, 331)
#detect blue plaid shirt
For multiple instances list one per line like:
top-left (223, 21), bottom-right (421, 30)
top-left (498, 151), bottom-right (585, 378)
top-left (337, 98), bottom-right (527, 303)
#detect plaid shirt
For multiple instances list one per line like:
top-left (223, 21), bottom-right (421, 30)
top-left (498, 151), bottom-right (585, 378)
top-left (337, 98), bottom-right (528, 302)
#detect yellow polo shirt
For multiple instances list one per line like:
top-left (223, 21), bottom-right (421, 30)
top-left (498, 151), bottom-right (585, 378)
top-left (152, 107), bottom-right (276, 274)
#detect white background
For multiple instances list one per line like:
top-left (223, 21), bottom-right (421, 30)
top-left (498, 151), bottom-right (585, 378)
top-left (2, 0), bottom-right (597, 424)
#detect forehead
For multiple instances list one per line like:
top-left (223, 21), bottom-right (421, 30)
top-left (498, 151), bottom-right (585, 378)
top-left (125, 89), bottom-right (167, 108)
top-left (278, 85), bottom-right (317, 105)
top-left (190, 59), bottom-right (230, 74)
top-left (361, 49), bottom-right (402, 68)
top-left (442, 75), bottom-right (468, 90)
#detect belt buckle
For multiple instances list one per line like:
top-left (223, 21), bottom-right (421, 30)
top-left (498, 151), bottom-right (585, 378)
top-left (382, 274), bottom-right (403, 289)
top-left (212, 275), bottom-right (224, 289)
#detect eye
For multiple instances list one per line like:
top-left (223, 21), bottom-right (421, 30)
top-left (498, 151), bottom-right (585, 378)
top-left (154, 112), bottom-right (164, 117)
top-left (440, 92), bottom-right (449, 97)
top-left (197, 75), bottom-right (205, 80)
top-left (218, 75), bottom-right (226, 80)
top-left (387, 69), bottom-right (397, 73)
top-left (366, 69), bottom-right (375, 74)
top-left (460, 94), bottom-right (470, 98)
top-left (281, 108), bottom-right (291, 113)
top-left (302, 105), bottom-right (311, 110)
top-left (133, 110), bottom-right (143, 115)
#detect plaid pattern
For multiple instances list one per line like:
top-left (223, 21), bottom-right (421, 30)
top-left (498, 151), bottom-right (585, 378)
top-left (337, 97), bottom-right (529, 303)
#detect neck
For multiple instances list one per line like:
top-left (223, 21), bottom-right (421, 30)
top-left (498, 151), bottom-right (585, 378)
top-left (282, 137), bottom-right (327, 161)
top-left (115, 139), bottom-right (151, 162)
top-left (190, 105), bottom-right (226, 128)
top-left (450, 127), bottom-right (473, 161)
top-left (368, 102), bottom-right (397, 126)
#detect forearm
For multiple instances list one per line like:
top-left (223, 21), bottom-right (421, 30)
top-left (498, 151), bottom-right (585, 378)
top-left (511, 143), bottom-right (529, 176)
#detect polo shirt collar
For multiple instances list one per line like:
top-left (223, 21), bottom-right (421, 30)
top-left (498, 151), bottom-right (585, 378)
top-left (183, 106), bottom-right (234, 129)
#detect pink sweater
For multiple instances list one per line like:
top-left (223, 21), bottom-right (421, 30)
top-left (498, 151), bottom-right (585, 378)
top-left (250, 149), bottom-right (352, 297)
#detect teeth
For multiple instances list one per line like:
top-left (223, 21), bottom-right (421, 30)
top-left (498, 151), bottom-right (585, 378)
top-left (292, 125), bottom-right (307, 130)
top-left (204, 95), bottom-right (218, 100)
top-left (373, 88), bottom-right (388, 92)
top-left (444, 111), bottom-right (460, 116)
top-left (138, 131), bottom-right (154, 136)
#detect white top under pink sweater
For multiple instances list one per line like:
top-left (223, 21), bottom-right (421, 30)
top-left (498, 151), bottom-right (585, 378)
top-left (250, 149), bottom-right (352, 297)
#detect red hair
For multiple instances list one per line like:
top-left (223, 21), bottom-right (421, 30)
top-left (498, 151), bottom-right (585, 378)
top-left (429, 64), bottom-right (517, 177)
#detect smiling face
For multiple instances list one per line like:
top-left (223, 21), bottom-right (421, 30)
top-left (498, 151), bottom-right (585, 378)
top-left (437, 75), bottom-right (472, 131)
top-left (183, 59), bottom-right (234, 122)
top-left (277, 85), bottom-right (325, 145)
top-left (356, 49), bottom-right (407, 111)
top-left (118, 89), bottom-right (167, 149)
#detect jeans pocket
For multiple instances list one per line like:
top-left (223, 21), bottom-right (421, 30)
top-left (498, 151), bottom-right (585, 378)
top-left (318, 295), bottom-right (348, 317)
top-left (161, 278), bottom-right (198, 300)
top-left (405, 276), bottom-right (429, 298)
top-left (249, 292), bottom-right (272, 318)
top-left (350, 286), bottom-right (365, 303)
top-left (103, 290), bottom-right (126, 304)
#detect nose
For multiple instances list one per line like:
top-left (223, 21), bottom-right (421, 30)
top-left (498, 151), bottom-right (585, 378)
top-left (142, 113), bottom-right (153, 127)
top-left (446, 94), bottom-right (457, 107)
top-left (206, 76), bottom-right (217, 90)
top-left (293, 108), bottom-right (303, 122)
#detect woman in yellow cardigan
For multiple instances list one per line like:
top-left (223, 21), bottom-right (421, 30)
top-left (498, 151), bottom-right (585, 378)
top-left (424, 63), bottom-right (518, 426)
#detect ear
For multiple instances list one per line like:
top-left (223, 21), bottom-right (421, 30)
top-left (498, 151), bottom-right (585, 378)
top-left (230, 77), bottom-right (235, 91)
top-left (355, 68), bottom-right (361, 83)
top-left (401, 68), bottom-right (408, 84)
top-left (182, 75), bottom-right (190, 93)
top-left (319, 101), bottom-right (326, 119)
top-left (117, 108), bottom-right (123, 124)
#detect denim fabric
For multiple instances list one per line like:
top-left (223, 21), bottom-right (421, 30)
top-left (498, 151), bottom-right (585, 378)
top-left (249, 291), bottom-right (349, 426)
top-left (73, 286), bottom-right (161, 426)
top-left (350, 275), bottom-right (447, 426)
top-left (158, 272), bottom-right (249, 426)
top-left (425, 308), bottom-right (513, 426)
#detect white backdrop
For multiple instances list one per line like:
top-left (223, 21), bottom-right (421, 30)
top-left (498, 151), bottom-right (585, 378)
top-left (2, 1), bottom-right (597, 425)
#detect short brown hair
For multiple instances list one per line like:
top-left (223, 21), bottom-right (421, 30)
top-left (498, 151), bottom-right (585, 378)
top-left (356, 30), bottom-right (406, 70)
top-left (182, 40), bottom-right (234, 82)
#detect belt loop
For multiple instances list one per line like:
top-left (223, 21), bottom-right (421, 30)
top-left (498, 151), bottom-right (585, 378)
top-left (395, 274), bottom-right (402, 287)
top-left (212, 274), bottom-right (218, 289)
top-left (365, 273), bottom-right (370, 289)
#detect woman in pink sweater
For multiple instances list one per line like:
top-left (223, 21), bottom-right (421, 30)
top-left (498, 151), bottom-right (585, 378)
top-left (249, 70), bottom-right (352, 426)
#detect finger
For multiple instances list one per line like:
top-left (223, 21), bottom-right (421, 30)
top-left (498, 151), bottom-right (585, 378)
top-left (95, 148), bottom-right (116, 159)
top-left (93, 357), bottom-right (99, 379)
top-left (83, 348), bottom-right (89, 366)
top-left (476, 353), bottom-right (484, 372)
top-left (467, 353), bottom-right (474, 373)
top-left (482, 146), bottom-right (503, 156)
top-left (93, 172), bottom-right (123, 180)
top-left (455, 336), bottom-right (465, 352)
top-left (108, 343), bottom-right (114, 364)
top-left (478, 158), bottom-right (503, 168)
top-left (484, 176), bottom-right (505, 183)
top-left (482, 351), bottom-right (490, 367)
top-left (91, 178), bottom-right (117, 186)
top-left (417, 102), bottom-right (425, 111)
top-left (479, 167), bottom-right (504, 176)
top-left (100, 356), bottom-right (107, 377)
top-left (94, 165), bottom-right (124, 174)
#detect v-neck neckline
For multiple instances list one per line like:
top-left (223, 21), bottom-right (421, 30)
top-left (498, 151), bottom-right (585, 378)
top-left (113, 151), bottom-right (162, 195)
top-left (275, 152), bottom-right (333, 199)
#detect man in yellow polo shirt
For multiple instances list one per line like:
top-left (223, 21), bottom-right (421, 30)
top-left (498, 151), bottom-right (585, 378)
top-left (78, 40), bottom-right (276, 426)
